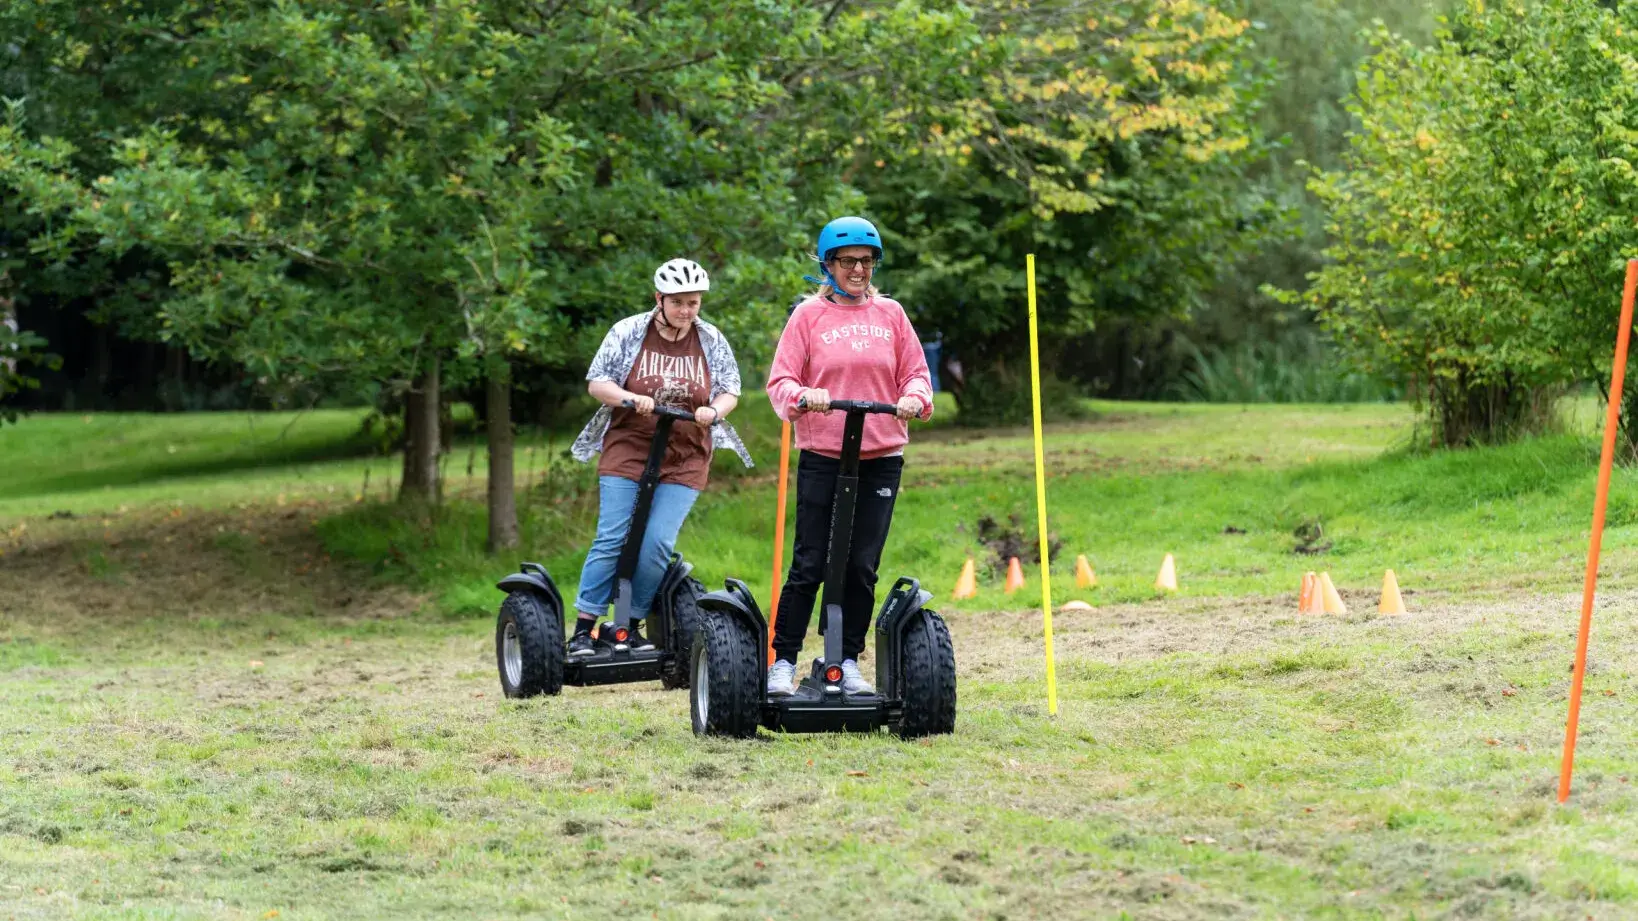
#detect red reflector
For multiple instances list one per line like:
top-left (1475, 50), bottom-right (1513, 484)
top-left (825, 666), bottom-right (843, 683)
top-left (615, 628), bottom-right (629, 642)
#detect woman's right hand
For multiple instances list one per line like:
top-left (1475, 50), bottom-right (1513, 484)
top-left (798, 388), bottom-right (831, 414)
top-left (626, 394), bottom-right (655, 415)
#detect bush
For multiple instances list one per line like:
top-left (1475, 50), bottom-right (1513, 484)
top-left (1168, 338), bottom-right (1400, 404)
top-left (952, 365), bottom-right (1089, 428)
top-left (1297, 1), bottom-right (1638, 447)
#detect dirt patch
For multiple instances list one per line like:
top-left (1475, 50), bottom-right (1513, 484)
top-left (0, 504), bottom-right (423, 639)
top-left (948, 584), bottom-right (1638, 685)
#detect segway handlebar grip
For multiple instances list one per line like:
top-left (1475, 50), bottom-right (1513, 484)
top-left (620, 399), bottom-right (696, 421)
top-left (827, 399), bottom-right (900, 415)
top-left (796, 397), bottom-right (900, 415)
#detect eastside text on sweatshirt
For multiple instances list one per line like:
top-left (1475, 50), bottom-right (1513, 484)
top-left (765, 294), bottom-right (935, 459)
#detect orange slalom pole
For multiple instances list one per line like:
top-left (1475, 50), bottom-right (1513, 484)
top-left (1559, 257), bottom-right (1638, 804)
top-left (767, 419), bottom-right (792, 665)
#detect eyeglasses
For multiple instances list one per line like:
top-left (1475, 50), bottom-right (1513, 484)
top-left (830, 256), bottom-right (877, 272)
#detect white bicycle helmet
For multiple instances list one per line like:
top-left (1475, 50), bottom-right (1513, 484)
top-left (654, 258), bottom-right (710, 295)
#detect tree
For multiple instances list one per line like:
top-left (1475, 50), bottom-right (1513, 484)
top-left (857, 0), bottom-right (1282, 421)
top-left (1299, 1), bottom-right (1638, 446)
top-left (0, 0), bottom-right (978, 541)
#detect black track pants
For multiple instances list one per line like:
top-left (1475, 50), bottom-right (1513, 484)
top-left (771, 451), bottom-right (903, 664)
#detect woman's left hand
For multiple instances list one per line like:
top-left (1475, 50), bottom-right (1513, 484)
top-left (895, 395), bottom-right (923, 421)
top-left (694, 405), bottom-right (721, 427)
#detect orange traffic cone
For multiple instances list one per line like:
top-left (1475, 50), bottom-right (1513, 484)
top-left (952, 558), bottom-right (977, 600)
top-left (1379, 569), bottom-right (1407, 615)
top-left (1004, 557), bottom-right (1025, 594)
top-left (1155, 554), bottom-right (1178, 592)
top-left (1075, 554), bottom-right (1097, 588)
top-left (1303, 571), bottom-right (1325, 614)
top-left (1298, 571), bottom-right (1316, 614)
top-left (1319, 572), bottom-right (1347, 614)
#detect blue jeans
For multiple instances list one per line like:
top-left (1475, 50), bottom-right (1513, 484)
top-left (573, 476), bottom-right (701, 621)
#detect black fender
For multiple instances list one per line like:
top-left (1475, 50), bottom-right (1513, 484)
top-left (873, 577), bottom-right (938, 700)
top-left (698, 578), bottom-right (769, 674)
top-left (656, 554), bottom-right (695, 601)
top-left (649, 553), bottom-right (695, 653)
top-left (497, 561), bottom-right (565, 614)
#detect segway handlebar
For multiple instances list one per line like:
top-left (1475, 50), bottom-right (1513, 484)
top-left (797, 397), bottom-right (900, 415)
top-left (620, 399), bottom-right (699, 422)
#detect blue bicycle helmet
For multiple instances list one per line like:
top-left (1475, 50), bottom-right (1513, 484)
top-left (805, 216), bottom-right (884, 289)
top-left (816, 216), bottom-right (883, 262)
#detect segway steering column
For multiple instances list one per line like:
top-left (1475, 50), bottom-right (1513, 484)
top-left (798, 398), bottom-right (899, 689)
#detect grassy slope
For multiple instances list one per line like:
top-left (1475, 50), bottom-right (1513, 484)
top-left (4, 402), bottom-right (1638, 918)
top-left (311, 395), bottom-right (1638, 618)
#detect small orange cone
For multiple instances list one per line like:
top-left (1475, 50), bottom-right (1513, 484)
top-left (1004, 557), bottom-right (1025, 594)
top-left (1155, 554), bottom-right (1178, 592)
top-left (1298, 571), bottom-right (1316, 614)
top-left (1075, 554), bottom-right (1097, 588)
top-left (1302, 571), bottom-right (1325, 614)
top-left (1379, 569), bottom-right (1407, 615)
top-left (1319, 572), bottom-right (1347, 614)
top-left (952, 558), bottom-right (977, 600)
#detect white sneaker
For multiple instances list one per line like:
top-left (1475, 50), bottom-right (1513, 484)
top-left (767, 660), bottom-right (797, 696)
top-left (840, 659), bottom-right (874, 695)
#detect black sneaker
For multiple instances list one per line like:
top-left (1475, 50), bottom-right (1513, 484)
top-left (567, 628), bottom-right (597, 658)
top-left (625, 621), bottom-right (656, 652)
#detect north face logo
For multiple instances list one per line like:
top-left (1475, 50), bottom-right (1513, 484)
top-left (876, 487), bottom-right (894, 498)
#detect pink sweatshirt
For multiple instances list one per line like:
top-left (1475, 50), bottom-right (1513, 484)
top-left (766, 294), bottom-right (935, 460)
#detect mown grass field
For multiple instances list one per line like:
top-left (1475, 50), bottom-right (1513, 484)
top-left (4, 399), bottom-right (1638, 919)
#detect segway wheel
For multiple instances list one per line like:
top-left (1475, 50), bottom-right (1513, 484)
top-left (496, 590), bottom-right (564, 698)
top-left (690, 612), bottom-right (761, 738)
top-left (659, 576), bottom-right (707, 691)
top-left (897, 612), bottom-right (956, 738)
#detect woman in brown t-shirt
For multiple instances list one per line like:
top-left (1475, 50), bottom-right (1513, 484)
top-left (567, 259), bottom-right (743, 657)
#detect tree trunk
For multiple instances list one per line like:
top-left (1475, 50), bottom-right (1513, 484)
top-left (439, 392), bottom-right (454, 454)
top-left (486, 364), bottom-right (519, 552)
top-left (400, 358), bottom-right (441, 501)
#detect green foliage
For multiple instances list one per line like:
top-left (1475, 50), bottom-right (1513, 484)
top-left (0, 316), bottom-right (55, 425)
top-left (1168, 337), bottom-right (1401, 403)
top-left (868, 0), bottom-right (1283, 395)
top-left (948, 366), bottom-right (1090, 427)
top-left (1299, 0), bottom-right (1638, 446)
top-left (0, 252), bottom-right (58, 425)
top-left (0, 0), bottom-right (950, 398)
top-left (1188, 0), bottom-right (1447, 370)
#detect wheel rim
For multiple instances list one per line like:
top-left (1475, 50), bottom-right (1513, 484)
top-left (502, 621), bottom-right (522, 688)
top-left (693, 654), bottom-right (710, 727)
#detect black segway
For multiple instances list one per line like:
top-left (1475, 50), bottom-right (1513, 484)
top-left (689, 399), bottom-right (956, 738)
top-left (495, 401), bottom-right (708, 697)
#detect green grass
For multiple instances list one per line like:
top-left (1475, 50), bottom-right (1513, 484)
top-left (5, 399), bottom-right (1638, 918)
top-left (310, 395), bottom-right (1638, 621)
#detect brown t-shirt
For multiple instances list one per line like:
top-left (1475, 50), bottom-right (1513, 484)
top-left (598, 320), bottom-right (713, 489)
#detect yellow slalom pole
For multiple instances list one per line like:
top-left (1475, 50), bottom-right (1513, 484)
top-left (1026, 254), bottom-right (1058, 716)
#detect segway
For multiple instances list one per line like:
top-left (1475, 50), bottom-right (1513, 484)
top-left (689, 399), bottom-right (956, 738)
top-left (495, 401), bottom-right (708, 697)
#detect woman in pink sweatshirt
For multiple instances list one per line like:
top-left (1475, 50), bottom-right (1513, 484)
top-left (764, 216), bottom-right (935, 697)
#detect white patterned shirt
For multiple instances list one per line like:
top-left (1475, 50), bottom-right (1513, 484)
top-left (571, 310), bottom-right (754, 468)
